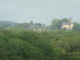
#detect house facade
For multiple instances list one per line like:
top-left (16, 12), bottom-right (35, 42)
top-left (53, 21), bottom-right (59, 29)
top-left (61, 17), bottom-right (74, 30)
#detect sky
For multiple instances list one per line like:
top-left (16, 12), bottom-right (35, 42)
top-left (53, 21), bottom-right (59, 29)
top-left (0, 0), bottom-right (80, 26)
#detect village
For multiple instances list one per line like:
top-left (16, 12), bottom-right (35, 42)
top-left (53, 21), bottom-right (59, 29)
top-left (0, 17), bottom-right (74, 31)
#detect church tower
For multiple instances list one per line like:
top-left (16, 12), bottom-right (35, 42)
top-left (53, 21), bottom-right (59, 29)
top-left (70, 16), bottom-right (72, 23)
top-left (69, 16), bottom-right (73, 30)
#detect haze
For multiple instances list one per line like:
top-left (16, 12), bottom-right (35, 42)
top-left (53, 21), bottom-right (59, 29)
top-left (0, 0), bottom-right (80, 25)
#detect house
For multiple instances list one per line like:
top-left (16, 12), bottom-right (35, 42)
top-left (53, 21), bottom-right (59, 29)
top-left (7, 25), bottom-right (14, 30)
top-left (29, 24), bottom-right (39, 31)
top-left (61, 17), bottom-right (74, 30)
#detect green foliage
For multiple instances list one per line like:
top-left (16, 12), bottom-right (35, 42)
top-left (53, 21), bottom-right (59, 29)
top-left (8, 38), bottom-right (23, 60)
top-left (0, 30), bottom-right (80, 60)
top-left (51, 18), bottom-right (69, 30)
top-left (15, 23), bottom-right (31, 29)
top-left (43, 24), bottom-right (45, 26)
top-left (0, 24), bottom-right (7, 30)
top-left (10, 28), bottom-right (25, 34)
top-left (60, 18), bottom-right (69, 22)
top-left (0, 39), bottom-right (9, 60)
top-left (72, 22), bottom-right (80, 31)
top-left (51, 19), bottom-right (60, 30)
top-left (19, 31), bottom-right (40, 44)
top-left (51, 36), bottom-right (80, 60)
top-left (0, 36), bottom-right (9, 42)
top-left (22, 41), bottom-right (44, 60)
top-left (34, 23), bottom-right (42, 27)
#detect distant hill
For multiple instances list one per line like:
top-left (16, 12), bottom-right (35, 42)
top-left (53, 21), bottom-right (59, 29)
top-left (0, 21), bottom-right (19, 26)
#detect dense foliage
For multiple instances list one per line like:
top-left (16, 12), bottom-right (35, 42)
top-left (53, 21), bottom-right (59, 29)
top-left (0, 18), bottom-right (80, 60)
top-left (34, 23), bottom-right (42, 27)
top-left (0, 29), bottom-right (80, 60)
top-left (14, 23), bottom-right (31, 29)
top-left (72, 22), bottom-right (80, 31)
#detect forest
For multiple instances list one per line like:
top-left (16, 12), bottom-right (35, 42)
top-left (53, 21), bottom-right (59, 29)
top-left (0, 29), bottom-right (80, 60)
top-left (0, 18), bottom-right (80, 60)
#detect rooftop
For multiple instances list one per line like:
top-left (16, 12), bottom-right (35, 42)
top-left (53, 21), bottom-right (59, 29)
top-left (62, 22), bottom-right (72, 25)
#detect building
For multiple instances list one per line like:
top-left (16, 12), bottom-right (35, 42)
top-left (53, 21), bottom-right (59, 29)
top-left (29, 24), bottom-right (39, 31)
top-left (61, 17), bottom-right (74, 30)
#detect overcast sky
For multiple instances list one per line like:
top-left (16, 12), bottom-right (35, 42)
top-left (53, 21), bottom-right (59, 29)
top-left (0, 0), bottom-right (80, 25)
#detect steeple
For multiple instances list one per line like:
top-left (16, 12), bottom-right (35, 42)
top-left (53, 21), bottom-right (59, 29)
top-left (70, 16), bottom-right (72, 20)
top-left (70, 16), bottom-right (72, 23)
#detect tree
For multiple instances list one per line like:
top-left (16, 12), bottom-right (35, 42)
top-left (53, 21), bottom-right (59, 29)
top-left (8, 38), bottom-right (24, 60)
top-left (34, 23), bottom-right (42, 27)
top-left (10, 28), bottom-right (25, 34)
top-left (72, 22), bottom-right (80, 31)
top-left (51, 19), bottom-right (60, 30)
top-left (31, 21), bottom-right (33, 24)
top-left (43, 24), bottom-right (45, 26)
top-left (0, 39), bottom-right (9, 60)
top-left (15, 23), bottom-right (31, 29)
top-left (22, 41), bottom-right (44, 60)
top-left (51, 18), bottom-right (69, 30)
top-left (60, 18), bottom-right (69, 22)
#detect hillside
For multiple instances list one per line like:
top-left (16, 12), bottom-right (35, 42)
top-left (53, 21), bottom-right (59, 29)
top-left (0, 21), bottom-right (19, 26)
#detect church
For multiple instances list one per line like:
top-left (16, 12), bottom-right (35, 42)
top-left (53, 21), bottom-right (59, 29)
top-left (61, 17), bottom-right (74, 30)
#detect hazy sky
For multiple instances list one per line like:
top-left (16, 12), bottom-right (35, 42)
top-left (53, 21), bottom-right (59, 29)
top-left (0, 0), bottom-right (80, 25)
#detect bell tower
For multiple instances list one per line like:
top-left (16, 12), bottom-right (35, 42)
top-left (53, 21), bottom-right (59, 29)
top-left (70, 16), bottom-right (72, 23)
top-left (69, 16), bottom-right (73, 30)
